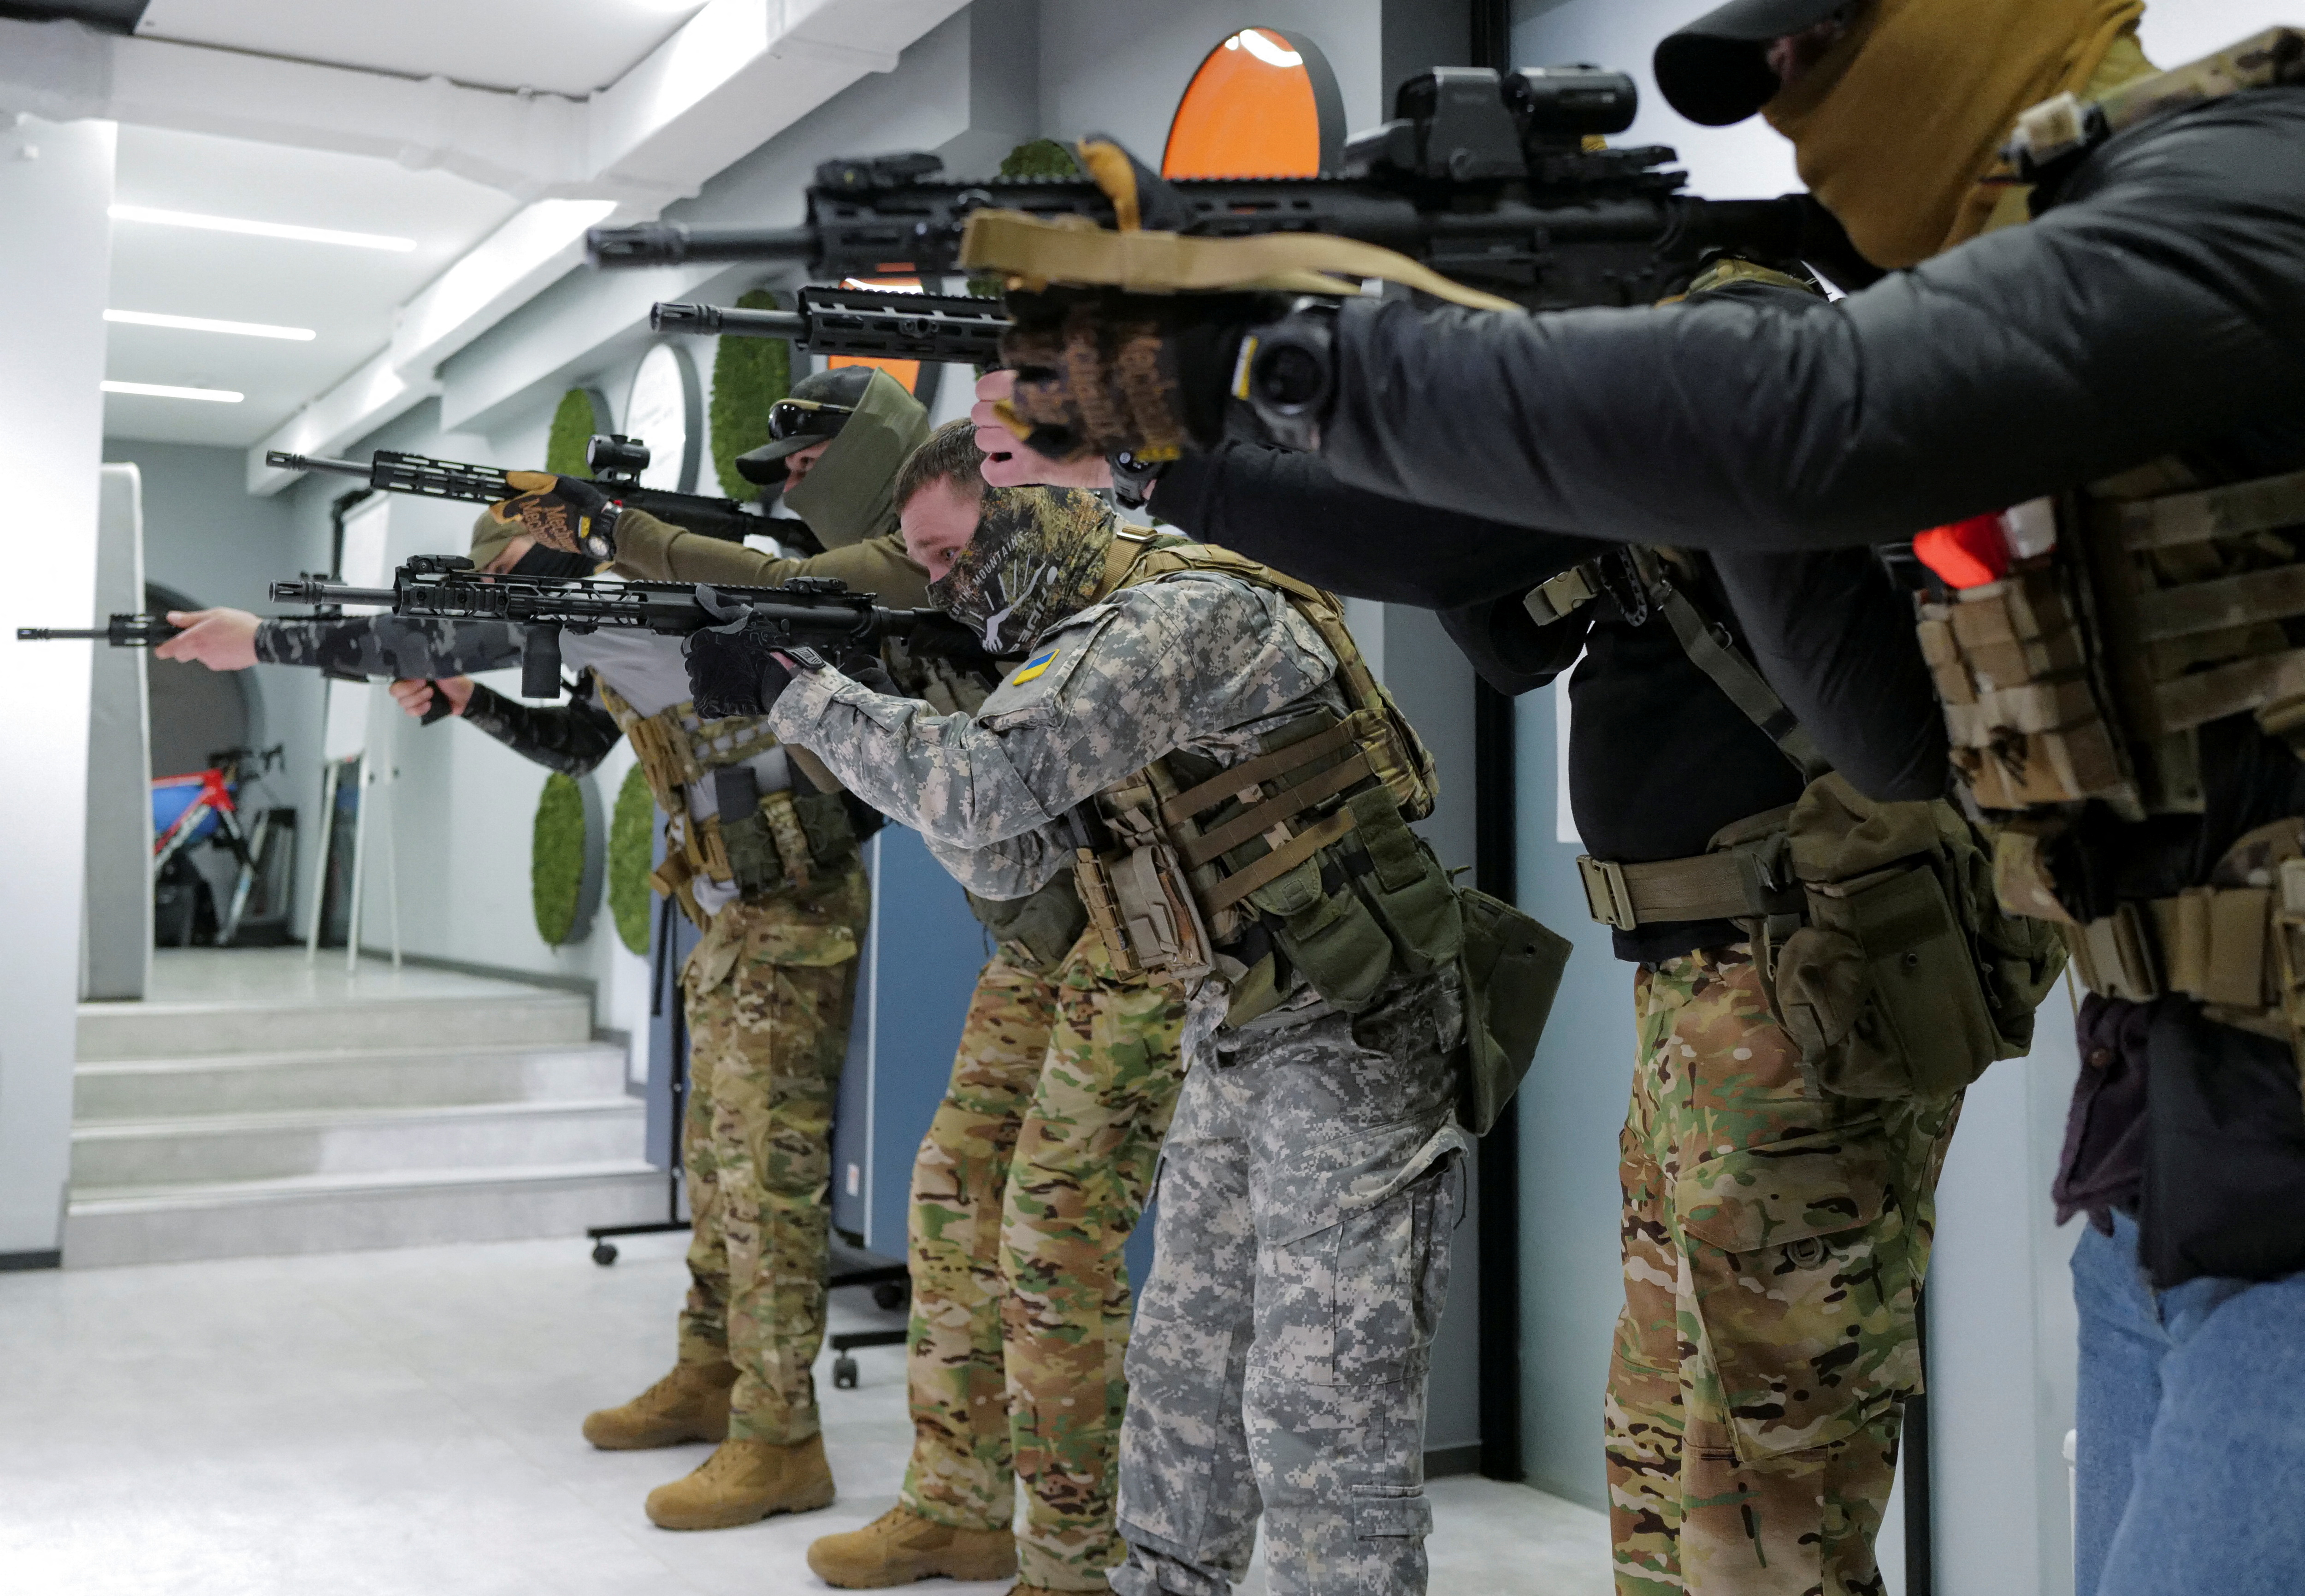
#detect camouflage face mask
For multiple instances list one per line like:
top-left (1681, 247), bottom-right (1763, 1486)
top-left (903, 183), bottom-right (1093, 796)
top-left (928, 486), bottom-right (1116, 656)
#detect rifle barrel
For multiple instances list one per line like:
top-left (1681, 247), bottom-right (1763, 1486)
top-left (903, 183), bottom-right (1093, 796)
top-left (266, 450), bottom-right (372, 479)
top-left (17, 627), bottom-right (102, 639)
top-left (589, 223), bottom-right (817, 268)
top-left (271, 579), bottom-right (394, 607)
top-left (651, 302), bottom-right (809, 338)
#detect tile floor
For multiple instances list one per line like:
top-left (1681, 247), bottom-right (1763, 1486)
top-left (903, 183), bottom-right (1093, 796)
top-left (0, 1230), bottom-right (1612, 1595)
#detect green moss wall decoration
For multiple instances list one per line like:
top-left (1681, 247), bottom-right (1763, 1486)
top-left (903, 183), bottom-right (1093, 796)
top-left (532, 773), bottom-right (590, 946)
top-left (609, 764), bottom-right (654, 955)
top-left (1000, 138), bottom-right (1080, 178)
top-left (709, 289), bottom-right (792, 499)
top-left (545, 389), bottom-right (603, 477)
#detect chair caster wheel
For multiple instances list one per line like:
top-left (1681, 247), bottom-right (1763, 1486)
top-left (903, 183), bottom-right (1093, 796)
top-left (591, 1241), bottom-right (618, 1266)
top-left (833, 1354), bottom-right (859, 1389)
top-left (872, 1281), bottom-right (907, 1312)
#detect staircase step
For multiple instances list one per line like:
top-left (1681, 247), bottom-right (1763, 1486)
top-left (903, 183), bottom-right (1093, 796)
top-left (77, 992), bottom-right (591, 1061)
top-left (74, 1041), bottom-right (631, 1119)
top-left (70, 1099), bottom-right (645, 1188)
top-left (64, 1161), bottom-right (671, 1269)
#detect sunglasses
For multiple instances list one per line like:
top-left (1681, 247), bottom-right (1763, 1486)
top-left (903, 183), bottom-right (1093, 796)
top-left (767, 397), bottom-right (857, 441)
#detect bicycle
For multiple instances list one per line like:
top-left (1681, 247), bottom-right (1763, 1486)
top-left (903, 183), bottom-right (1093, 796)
top-left (152, 744), bottom-right (285, 947)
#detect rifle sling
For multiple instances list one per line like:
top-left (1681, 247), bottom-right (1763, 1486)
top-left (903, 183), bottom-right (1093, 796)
top-left (958, 209), bottom-right (1522, 313)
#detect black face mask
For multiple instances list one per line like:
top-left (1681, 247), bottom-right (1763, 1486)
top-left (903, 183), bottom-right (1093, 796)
top-left (510, 544), bottom-right (601, 580)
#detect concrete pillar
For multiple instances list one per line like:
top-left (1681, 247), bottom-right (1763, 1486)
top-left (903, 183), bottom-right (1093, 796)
top-left (0, 113), bottom-right (115, 1264)
top-left (83, 463), bottom-right (152, 1001)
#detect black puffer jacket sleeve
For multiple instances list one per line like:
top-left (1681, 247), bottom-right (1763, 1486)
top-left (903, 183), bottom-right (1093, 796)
top-left (459, 671), bottom-right (622, 778)
top-left (1317, 94), bottom-right (2305, 549)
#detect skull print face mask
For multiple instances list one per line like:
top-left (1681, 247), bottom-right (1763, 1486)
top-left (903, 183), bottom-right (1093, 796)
top-left (927, 486), bottom-right (1117, 657)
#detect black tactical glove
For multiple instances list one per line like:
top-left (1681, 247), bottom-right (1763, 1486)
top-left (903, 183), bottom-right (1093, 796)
top-left (486, 472), bottom-right (621, 561)
top-left (684, 616), bottom-right (818, 720)
top-left (996, 286), bottom-right (1270, 463)
top-left (901, 611), bottom-right (999, 673)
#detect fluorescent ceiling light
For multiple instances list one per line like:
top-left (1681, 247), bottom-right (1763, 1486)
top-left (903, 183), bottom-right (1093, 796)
top-left (102, 380), bottom-right (244, 403)
top-left (1231, 29), bottom-right (1303, 68)
top-left (109, 204), bottom-right (416, 253)
top-left (106, 309), bottom-right (316, 341)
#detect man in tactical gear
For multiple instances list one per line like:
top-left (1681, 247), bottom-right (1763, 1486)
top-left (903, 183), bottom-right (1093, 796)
top-left (979, 4), bottom-right (2305, 1592)
top-left (692, 422), bottom-right (1480, 1596)
top-left (168, 502), bottom-right (887, 1534)
top-left (532, 396), bottom-right (1194, 1596)
top-left (970, 244), bottom-right (2057, 1593)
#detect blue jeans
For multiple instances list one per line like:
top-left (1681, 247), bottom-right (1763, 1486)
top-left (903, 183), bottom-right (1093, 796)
top-left (2072, 1212), bottom-right (2305, 1596)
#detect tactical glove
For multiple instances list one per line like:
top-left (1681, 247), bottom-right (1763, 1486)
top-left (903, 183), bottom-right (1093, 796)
top-left (488, 473), bottom-right (621, 562)
top-left (996, 286), bottom-right (1265, 463)
top-left (685, 615), bottom-right (816, 721)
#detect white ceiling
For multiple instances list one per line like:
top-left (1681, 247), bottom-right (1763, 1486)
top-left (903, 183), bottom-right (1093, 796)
top-left (133, 0), bottom-right (711, 97)
top-left (102, 123), bottom-right (520, 447)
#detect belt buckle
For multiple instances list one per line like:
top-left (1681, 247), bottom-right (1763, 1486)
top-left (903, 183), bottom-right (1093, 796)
top-left (1577, 855), bottom-right (1636, 931)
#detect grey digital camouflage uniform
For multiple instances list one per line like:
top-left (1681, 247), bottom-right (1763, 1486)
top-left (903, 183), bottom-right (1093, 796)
top-left (254, 614), bottom-right (524, 680)
top-left (769, 564), bottom-right (1466, 1596)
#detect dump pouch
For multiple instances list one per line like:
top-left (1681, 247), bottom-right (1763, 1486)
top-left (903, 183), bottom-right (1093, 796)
top-left (1455, 887), bottom-right (1572, 1135)
top-left (1769, 775), bottom-right (2064, 1099)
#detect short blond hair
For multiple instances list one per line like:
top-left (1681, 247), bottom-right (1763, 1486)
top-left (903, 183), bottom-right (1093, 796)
top-left (893, 418), bottom-right (987, 513)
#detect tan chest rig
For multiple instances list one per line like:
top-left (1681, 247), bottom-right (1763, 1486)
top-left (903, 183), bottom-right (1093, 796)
top-left (1064, 539), bottom-right (1454, 1017)
top-left (594, 678), bottom-right (858, 927)
top-left (1920, 462), bottom-right (2305, 1043)
top-left (1528, 545), bottom-right (2063, 1101)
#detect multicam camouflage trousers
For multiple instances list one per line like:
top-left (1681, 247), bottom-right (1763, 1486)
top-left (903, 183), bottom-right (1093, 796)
top-left (900, 932), bottom-right (1189, 1591)
top-left (1609, 946), bottom-right (1959, 1596)
top-left (675, 862), bottom-right (869, 1445)
top-left (1114, 971), bottom-right (1469, 1596)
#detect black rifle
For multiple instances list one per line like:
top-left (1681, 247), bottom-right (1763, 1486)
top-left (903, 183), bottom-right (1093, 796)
top-left (271, 556), bottom-right (979, 699)
top-left (18, 615), bottom-right (183, 645)
top-left (652, 284), bottom-right (1007, 366)
top-left (589, 65), bottom-right (1881, 310)
top-left (266, 432), bottom-right (763, 544)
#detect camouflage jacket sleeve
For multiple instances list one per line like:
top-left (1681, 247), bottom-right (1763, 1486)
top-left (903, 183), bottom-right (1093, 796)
top-left (767, 573), bottom-right (1336, 898)
top-left (459, 671), bottom-right (621, 777)
top-left (613, 512), bottom-right (933, 609)
top-left (254, 616), bottom-right (527, 679)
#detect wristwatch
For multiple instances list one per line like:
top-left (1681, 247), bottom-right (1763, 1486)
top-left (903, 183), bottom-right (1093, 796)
top-left (1107, 449), bottom-right (1171, 510)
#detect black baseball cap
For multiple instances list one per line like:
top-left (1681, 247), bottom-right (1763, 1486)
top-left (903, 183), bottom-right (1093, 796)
top-left (734, 365), bottom-right (876, 485)
top-left (1653, 0), bottom-right (1849, 126)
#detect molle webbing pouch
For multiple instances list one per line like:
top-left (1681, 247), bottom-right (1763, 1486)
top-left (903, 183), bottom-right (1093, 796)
top-left (1072, 765), bottom-right (1218, 987)
top-left (2057, 819), bottom-right (2305, 1065)
top-left (967, 873), bottom-right (1092, 975)
top-left (1923, 466), bottom-right (2305, 823)
top-left (714, 786), bottom-right (860, 901)
top-left (1100, 539), bottom-right (1440, 822)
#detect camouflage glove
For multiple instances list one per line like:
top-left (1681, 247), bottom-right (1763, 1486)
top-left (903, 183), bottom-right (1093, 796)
top-left (996, 286), bottom-right (1267, 463)
top-left (684, 616), bottom-right (816, 720)
top-left (487, 473), bottom-right (621, 562)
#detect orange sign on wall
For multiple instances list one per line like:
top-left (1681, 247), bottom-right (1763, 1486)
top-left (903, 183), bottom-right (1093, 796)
top-left (1163, 28), bottom-right (1341, 179)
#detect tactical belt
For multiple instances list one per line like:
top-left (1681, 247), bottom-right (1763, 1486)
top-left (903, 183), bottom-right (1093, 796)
top-left (1576, 847), bottom-right (1794, 933)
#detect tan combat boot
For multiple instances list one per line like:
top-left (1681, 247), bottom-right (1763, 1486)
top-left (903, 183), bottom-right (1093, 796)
top-left (644, 1433), bottom-right (837, 1530)
top-left (805, 1503), bottom-right (1018, 1588)
top-left (582, 1360), bottom-right (737, 1450)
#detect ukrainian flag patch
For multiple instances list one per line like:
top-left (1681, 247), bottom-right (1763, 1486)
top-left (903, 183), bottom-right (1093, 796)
top-left (1011, 647), bottom-right (1059, 685)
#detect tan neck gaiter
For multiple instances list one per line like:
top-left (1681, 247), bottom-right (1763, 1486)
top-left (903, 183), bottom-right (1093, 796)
top-left (1764, 0), bottom-right (2148, 268)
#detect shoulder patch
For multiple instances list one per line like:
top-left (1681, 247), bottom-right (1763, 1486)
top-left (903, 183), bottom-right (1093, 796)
top-left (1010, 646), bottom-right (1059, 685)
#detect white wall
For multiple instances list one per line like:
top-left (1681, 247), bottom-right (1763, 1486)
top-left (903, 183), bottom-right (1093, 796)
top-left (0, 115), bottom-right (115, 1259)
